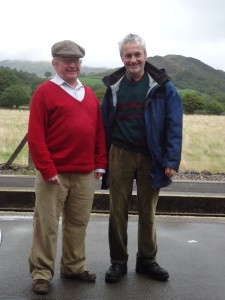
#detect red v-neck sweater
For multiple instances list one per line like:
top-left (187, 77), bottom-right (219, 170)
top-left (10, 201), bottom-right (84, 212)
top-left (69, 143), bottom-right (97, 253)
top-left (28, 81), bottom-right (106, 180)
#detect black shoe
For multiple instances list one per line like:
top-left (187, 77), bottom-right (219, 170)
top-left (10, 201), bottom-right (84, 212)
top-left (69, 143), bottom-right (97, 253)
top-left (105, 263), bottom-right (127, 283)
top-left (136, 262), bottom-right (169, 281)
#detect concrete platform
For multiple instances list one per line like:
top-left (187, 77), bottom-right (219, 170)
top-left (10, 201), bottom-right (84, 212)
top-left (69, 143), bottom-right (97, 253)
top-left (0, 175), bottom-right (225, 215)
top-left (0, 213), bottom-right (225, 299)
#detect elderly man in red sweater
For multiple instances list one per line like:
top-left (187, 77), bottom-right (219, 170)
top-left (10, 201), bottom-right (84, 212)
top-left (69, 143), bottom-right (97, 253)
top-left (28, 40), bottom-right (106, 295)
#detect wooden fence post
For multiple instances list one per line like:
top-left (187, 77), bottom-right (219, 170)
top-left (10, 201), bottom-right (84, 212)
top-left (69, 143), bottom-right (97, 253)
top-left (28, 151), bottom-right (35, 170)
top-left (3, 133), bottom-right (28, 169)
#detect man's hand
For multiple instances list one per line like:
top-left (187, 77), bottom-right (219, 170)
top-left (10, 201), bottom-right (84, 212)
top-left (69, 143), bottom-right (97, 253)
top-left (94, 172), bottom-right (104, 180)
top-left (47, 175), bottom-right (60, 185)
top-left (165, 167), bottom-right (176, 177)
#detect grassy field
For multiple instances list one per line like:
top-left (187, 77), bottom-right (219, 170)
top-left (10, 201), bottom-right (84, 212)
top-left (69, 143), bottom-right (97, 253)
top-left (0, 109), bottom-right (29, 166)
top-left (79, 77), bottom-right (103, 87)
top-left (181, 115), bottom-right (225, 173)
top-left (0, 109), bottom-right (225, 173)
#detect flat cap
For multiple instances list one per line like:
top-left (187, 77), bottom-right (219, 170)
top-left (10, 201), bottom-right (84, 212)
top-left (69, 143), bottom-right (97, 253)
top-left (51, 40), bottom-right (85, 58)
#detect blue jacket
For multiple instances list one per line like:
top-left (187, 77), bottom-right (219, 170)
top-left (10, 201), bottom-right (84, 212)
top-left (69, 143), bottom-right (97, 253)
top-left (101, 61), bottom-right (183, 189)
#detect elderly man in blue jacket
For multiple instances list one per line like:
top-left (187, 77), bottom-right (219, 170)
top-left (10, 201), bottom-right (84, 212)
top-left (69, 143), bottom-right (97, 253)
top-left (101, 33), bottom-right (183, 283)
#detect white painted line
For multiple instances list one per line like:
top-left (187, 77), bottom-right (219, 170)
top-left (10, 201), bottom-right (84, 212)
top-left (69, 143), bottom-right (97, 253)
top-left (187, 240), bottom-right (198, 243)
top-left (0, 215), bottom-right (33, 221)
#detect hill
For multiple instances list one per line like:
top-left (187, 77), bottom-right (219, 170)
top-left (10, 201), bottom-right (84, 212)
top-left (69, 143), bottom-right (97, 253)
top-left (148, 55), bottom-right (225, 94)
top-left (1, 55), bottom-right (225, 95)
top-left (149, 55), bottom-right (225, 79)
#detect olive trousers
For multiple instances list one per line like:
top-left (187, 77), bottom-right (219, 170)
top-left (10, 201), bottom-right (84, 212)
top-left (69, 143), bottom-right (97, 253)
top-left (108, 145), bottom-right (159, 265)
top-left (29, 171), bottom-right (94, 281)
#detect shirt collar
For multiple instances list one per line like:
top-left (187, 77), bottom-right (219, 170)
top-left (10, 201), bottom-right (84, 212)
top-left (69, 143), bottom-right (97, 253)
top-left (51, 74), bottom-right (84, 89)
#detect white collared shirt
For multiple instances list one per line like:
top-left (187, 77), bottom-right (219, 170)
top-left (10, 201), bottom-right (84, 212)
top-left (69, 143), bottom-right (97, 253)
top-left (51, 74), bottom-right (85, 101)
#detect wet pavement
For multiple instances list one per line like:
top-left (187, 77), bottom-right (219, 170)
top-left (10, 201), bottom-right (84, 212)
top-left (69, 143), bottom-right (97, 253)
top-left (0, 213), bottom-right (225, 300)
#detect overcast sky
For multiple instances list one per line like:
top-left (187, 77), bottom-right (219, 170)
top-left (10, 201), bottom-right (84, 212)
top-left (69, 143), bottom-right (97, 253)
top-left (1, 0), bottom-right (225, 71)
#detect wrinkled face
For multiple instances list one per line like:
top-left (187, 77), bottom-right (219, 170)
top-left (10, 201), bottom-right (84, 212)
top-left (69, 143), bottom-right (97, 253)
top-left (120, 41), bottom-right (147, 80)
top-left (52, 57), bottom-right (82, 86)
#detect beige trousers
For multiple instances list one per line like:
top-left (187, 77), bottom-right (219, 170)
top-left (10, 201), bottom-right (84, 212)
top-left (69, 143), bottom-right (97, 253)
top-left (29, 171), bottom-right (94, 281)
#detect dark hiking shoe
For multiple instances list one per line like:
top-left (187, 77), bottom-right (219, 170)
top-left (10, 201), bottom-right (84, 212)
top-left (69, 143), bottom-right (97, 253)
top-left (105, 263), bottom-right (127, 283)
top-left (136, 262), bottom-right (169, 281)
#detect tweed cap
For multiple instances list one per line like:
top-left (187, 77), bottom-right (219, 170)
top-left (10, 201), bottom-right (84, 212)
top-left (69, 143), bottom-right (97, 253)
top-left (51, 40), bottom-right (85, 58)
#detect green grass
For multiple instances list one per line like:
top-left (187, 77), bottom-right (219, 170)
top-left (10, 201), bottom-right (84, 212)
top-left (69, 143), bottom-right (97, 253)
top-left (0, 109), bottom-right (225, 173)
top-left (180, 115), bottom-right (225, 173)
top-left (79, 77), bottom-right (103, 87)
top-left (0, 108), bottom-right (29, 166)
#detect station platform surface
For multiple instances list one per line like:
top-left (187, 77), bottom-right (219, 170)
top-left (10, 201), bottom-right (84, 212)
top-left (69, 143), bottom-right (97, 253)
top-left (0, 213), bottom-right (225, 300)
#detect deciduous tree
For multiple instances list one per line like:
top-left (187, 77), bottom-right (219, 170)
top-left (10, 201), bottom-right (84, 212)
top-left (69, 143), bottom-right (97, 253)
top-left (0, 84), bottom-right (31, 108)
top-left (0, 67), bottom-right (19, 94)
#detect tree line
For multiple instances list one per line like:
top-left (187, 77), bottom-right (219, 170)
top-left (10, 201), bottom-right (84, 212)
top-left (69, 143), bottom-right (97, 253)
top-left (0, 66), bottom-right (225, 115)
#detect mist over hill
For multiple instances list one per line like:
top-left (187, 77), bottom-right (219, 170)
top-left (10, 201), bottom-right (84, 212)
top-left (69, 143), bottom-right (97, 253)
top-left (0, 60), bottom-right (108, 77)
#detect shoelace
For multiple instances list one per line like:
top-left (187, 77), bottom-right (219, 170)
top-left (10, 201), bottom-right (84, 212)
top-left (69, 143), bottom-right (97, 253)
top-left (151, 262), bottom-right (162, 270)
top-left (111, 264), bottom-right (124, 271)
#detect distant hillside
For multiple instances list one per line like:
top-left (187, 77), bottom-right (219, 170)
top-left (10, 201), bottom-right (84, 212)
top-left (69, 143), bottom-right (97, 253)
top-left (1, 55), bottom-right (225, 94)
top-left (0, 60), bottom-right (108, 77)
top-left (148, 55), bottom-right (225, 94)
top-left (149, 55), bottom-right (225, 78)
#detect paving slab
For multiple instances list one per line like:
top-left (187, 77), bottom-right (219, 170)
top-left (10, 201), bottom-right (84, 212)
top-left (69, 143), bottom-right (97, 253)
top-left (0, 213), bottom-right (225, 299)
